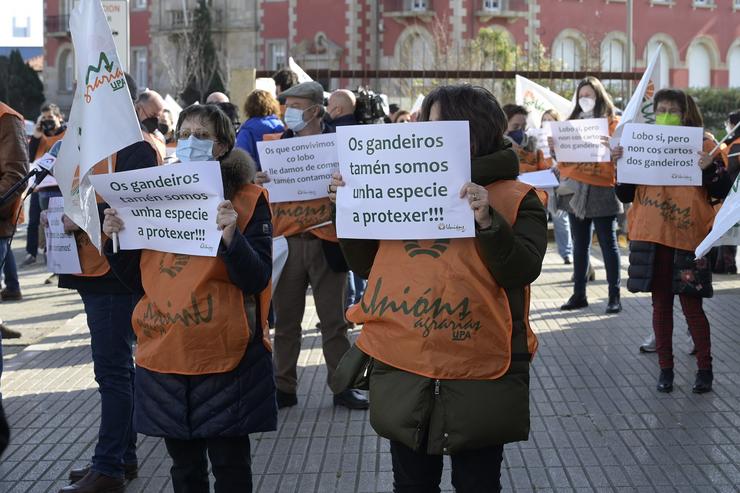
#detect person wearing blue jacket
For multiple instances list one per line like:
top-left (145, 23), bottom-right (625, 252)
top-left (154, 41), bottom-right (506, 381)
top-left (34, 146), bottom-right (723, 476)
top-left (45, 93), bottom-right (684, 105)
top-left (235, 89), bottom-right (284, 170)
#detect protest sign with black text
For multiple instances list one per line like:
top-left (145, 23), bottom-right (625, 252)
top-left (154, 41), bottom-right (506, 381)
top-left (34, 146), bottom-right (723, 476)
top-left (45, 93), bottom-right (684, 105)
top-left (257, 133), bottom-right (338, 202)
top-left (335, 121), bottom-right (474, 240)
top-left (89, 161), bottom-right (224, 256)
top-left (550, 118), bottom-right (611, 163)
top-left (617, 123), bottom-right (703, 186)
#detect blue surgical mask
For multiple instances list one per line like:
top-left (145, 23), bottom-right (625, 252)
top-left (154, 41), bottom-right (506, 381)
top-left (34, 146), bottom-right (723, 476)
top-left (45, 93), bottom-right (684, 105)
top-left (284, 106), bottom-right (313, 132)
top-left (176, 136), bottom-right (214, 162)
top-left (508, 129), bottom-right (525, 145)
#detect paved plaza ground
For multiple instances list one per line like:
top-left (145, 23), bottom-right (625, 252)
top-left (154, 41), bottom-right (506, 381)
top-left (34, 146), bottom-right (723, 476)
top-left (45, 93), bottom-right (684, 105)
top-left (1, 235), bottom-right (739, 492)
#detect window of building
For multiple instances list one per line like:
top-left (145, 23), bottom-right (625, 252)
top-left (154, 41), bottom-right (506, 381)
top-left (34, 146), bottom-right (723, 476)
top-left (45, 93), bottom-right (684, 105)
top-left (735, 0), bottom-right (740, 9)
top-left (601, 38), bottom-right (626, 72)
top-left (483, 0), bottom-right (502, 11)
top-left (692, 0), bottom-right (713, 7)
top-left (409, 0), bottom-right (428, 11)
top-left (266, 40), bottom-right (287, 70)
top-left (132, 48), bottom-right (148, 89)
top-left (553, 36), bottom-right (584, 71)
top-left (688, 43), bottom-right (711, 88)
top-left (59, 49), bottom-right (75, 93)
top-left (134, 0), bottom-right (147, 9)
top-left (728, 46), bottom-right (740, 87)
top-left (12, 17), bottom-right (31, 38)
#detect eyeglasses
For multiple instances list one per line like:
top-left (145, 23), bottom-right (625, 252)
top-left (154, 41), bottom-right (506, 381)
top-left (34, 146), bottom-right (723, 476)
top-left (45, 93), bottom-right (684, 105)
top-left (176, 129), bottom-right (213, 140)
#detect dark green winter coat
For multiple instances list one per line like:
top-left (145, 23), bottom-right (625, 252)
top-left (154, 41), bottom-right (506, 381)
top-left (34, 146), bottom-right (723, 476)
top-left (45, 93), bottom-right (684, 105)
top-left (337, 148), bottom-right (547, 455)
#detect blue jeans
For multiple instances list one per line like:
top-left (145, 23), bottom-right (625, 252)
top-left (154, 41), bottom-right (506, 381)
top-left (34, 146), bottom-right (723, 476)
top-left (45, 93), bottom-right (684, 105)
top-left (552, 209), bottom-right (572, 259)
top-left (1, 237), bottom-right (19, 292)
top-left (79, 292), bottom-right (138, 478)
top-left (569, 214), bottom-right (621, 299)
top-left (38, 187), bottom-right (62, 210)
top-left (346, 271), bottom-right (367, 307)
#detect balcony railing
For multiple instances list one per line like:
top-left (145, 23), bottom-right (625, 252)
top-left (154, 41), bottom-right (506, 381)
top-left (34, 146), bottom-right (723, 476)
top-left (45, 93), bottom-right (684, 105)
top-left (46, 15), bottom-right (71, 36)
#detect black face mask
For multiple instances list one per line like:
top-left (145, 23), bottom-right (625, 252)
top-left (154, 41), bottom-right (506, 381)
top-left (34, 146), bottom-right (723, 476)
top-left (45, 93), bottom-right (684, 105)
top-left (41, 120), bottom-right (57, 136)
top-left (141, 117), bottom-right (159, 134)
top-left (158, 122), bottom-right (171, 135)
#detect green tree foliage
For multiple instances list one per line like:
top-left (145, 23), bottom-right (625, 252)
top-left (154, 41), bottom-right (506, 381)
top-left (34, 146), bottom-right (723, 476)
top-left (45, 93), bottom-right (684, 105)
top-left (0, 50), bottom-right (45, 119)
top-left (687, 88), bottom-right (740, 140)
top-left (181, 0), bottom-right (225, 105)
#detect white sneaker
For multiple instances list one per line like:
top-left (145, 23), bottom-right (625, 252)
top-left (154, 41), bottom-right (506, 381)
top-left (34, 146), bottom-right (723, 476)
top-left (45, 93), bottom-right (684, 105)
top-left (639, 333), bottom-right (656, 353)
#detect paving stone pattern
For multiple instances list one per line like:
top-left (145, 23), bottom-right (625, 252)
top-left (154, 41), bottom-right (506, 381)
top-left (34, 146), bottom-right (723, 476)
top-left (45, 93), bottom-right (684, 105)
top-left (1, 248), bottom-right (739, 492)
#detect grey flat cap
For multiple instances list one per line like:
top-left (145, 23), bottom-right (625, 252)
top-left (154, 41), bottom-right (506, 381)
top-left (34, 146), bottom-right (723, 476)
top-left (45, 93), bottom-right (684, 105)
top-left (280, 81), bottom-right (325, 105)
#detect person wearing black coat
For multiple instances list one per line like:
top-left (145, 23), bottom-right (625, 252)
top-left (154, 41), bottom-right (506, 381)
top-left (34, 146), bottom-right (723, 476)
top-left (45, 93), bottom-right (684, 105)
top-left (614, 90), bottom-right (733, 395)
top-left (105, 105), bottom-right (276, 493)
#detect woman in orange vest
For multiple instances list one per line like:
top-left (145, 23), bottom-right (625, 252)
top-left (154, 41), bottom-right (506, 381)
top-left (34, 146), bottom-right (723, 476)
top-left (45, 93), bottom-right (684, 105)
top-left (328, 85), bottom-right (547, 492)
top-left (503, 104), bottom-right (549, 174)
top-left (614, 89), bottom-right (733, 394)
top-left (552, 76), bottom-right (622, 314)
top-left (103, 104), bottom-right (276, 492)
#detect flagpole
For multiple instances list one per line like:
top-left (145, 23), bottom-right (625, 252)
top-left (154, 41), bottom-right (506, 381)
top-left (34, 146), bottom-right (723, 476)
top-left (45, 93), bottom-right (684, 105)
top-left (108, 156), bottom-right (119, 253)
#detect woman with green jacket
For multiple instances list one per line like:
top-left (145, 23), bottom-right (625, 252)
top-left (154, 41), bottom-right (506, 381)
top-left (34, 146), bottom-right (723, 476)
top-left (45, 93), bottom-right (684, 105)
top-left (328, 85), bottom-right (547, 493)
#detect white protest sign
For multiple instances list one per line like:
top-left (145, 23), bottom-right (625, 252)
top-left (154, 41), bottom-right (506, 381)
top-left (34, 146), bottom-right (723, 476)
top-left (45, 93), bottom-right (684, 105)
top-left (527, 125), bottom-right (551, 159)
top-left (518, 169), bottom-right (559, 189)
top-left (335, 121), bottom-right (474, 240)
top-left (257, 133), bottom-right (338, 202)
top-left (45, 197), bottom-right (82, 274)
top-left (550, 118), bottom-right (611, 163)
top-left (617, 123), bottom-right (703, 186)
top-left (89, 162), bottom-right (225, 257)
top-left (696, 175), bottom-right (740, 258)
top-left (515, 75), bottom-right (573, 130)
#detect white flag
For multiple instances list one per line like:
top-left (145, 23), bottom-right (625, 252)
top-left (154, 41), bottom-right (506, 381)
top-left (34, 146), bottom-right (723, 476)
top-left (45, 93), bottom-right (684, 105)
top-left (53, 0), bottom-right (143, 252)
top-left (696, 175), bottom-right (740, 258)
top-left (612, 44), bottom-right (664, 143)
top-left (515, 75), bottom-right (573, 130)
top-left (288, 57), bottom-right (313, 83)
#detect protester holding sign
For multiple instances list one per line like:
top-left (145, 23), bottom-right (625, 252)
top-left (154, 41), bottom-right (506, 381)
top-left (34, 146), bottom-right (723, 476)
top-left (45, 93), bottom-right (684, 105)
top-left (329, 85), bottom-right (547, 492)
top-left (104, 104), bottom-right (276, 492)
top-left (553, 77), bottom-right (623, 314)
top-left (58, 105), bottom-right (159, 492)
top-left (542, 109), bottom-right (573, 265)
top-left (255, 81), bottom-right (368, 411)
top-left (614, 90), bottom-right (732, 394)
top-left (503, 104), bottom-right (549, 174)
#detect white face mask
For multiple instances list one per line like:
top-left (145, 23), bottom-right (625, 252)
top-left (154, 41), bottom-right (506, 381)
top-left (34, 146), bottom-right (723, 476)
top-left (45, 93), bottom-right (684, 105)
top-left (284, 106), bottom-right (315, 132)
top-left (579, 97), bottom-right (596, 114)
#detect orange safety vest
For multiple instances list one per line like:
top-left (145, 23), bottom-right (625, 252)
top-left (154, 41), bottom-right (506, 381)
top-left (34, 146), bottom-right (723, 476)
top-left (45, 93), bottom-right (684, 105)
top-left (34, 131), bottom-right (66, 160)
top-left (143, 131), bottom-right (166, 165)
top-left (132, 184), bottom-right (272, 375)
top-left (271, 198), bottom-right (338, 242)
top-left (0, 103), bottom-right (25, 225)
top-left (73, 156), bottom-right (118, 277)
top-left (559, 116), bottom-right (620, 187)
top-left (627, 138), bottom-right (718, 251)
top-left (348, 180), bottom-right (539, 381)
top-left (517, 147), bottom-right (549, 175)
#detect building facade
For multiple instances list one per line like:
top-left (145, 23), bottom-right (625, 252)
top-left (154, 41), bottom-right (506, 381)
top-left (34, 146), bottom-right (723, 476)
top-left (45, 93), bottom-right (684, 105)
top-left (148, 0), bottom-right (260, 101)
top-left (258, 0), bottom-right (740, 89)
top-left (43, 0), bottom-right (151, 112)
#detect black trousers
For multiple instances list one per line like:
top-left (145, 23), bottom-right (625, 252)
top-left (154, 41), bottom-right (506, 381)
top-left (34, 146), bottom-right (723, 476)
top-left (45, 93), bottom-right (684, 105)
top-left (390, 440), bottom-right (504, 493)
top-left (164, 436), bottom-right (252, 493)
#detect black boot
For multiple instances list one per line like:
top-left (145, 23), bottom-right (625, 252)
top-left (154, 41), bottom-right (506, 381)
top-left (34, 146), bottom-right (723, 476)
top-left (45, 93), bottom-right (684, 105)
top-left (657, 368), bottom-right (674, 393)
top-left (561, 295), bottom-right (588, 311)
top-left (692, 369), bottom-right (713, 394)
top-left (605, 293), bottom-right (622, 314)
